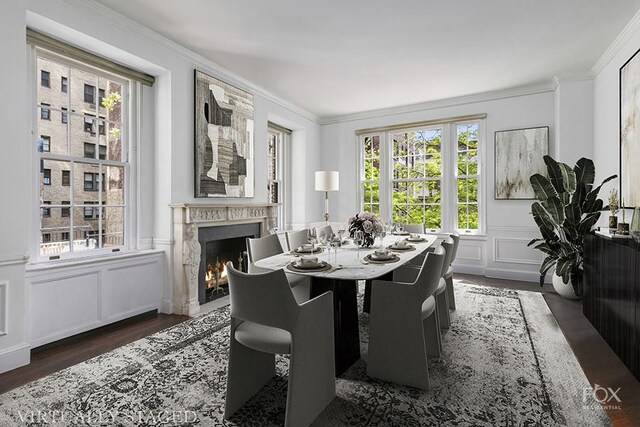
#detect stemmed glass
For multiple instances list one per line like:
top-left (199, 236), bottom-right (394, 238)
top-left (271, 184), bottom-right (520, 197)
top-left (307, 228), bottom-right (317, 250)
top-left (330, 235), bottom-right (341, 263)
top-left (379, 227), bottom-right (387, 248)
top-left (318, 232), bottom-right (328, 261)
top-left (353, 230), bottom-right (364, 261)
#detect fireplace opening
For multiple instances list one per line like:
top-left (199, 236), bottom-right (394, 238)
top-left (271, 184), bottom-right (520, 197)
top-left (198, 223), bottom-right (260, 304)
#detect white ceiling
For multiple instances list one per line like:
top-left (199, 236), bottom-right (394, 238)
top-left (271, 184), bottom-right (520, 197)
top-left (100, 0), bottom-right (640, 120)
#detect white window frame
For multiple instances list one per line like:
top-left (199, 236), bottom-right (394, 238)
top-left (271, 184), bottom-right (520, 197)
top-left (267, 124), bottom-right (290, 231)
top-left (357, 116), bottom-right (486, 235)
top-left (29, 47), bottom-right (138, 262)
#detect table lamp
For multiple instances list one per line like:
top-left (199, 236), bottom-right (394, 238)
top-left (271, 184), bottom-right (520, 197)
top-left (315, 171), bottom-right (339, 223)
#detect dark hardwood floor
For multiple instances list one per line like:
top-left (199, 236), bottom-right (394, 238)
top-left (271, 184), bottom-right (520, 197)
top-left (0, 275), bottom-right (638, 425)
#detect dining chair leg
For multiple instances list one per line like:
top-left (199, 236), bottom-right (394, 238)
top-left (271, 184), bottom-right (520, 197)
top-left (446, 276), bottom-right (456, 310)
top-left (436, 291), bottom-right (450, 330)
top-left (434, 304), bottom-right (443, 353)
top-left (423, 313), bottom-right (441, 358)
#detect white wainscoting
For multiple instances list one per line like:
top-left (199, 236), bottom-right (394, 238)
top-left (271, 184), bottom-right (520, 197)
top-left (493, 237), bottom-right (543, 265)
top-left (0, 281), bottom-right (7, 336)
top-left (25, 251), bottom-right (164, 348)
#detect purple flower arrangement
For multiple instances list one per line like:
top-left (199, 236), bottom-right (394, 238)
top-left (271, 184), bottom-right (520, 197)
top-left (348, 212), bottom-right (383, 247)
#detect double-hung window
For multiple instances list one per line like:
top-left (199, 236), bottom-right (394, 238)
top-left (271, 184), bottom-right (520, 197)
top-left (267, 123), bottom-right (290, 230)
top-left (358, 116), bottom-right (484, 234)
top-left (34, 49), bottom-right (129, 258)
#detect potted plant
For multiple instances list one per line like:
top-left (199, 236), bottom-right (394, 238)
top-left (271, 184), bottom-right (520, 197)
top-left (608, 188), bottom-right (619, 230)
top-left (528, 156), bottom-right (616, 299)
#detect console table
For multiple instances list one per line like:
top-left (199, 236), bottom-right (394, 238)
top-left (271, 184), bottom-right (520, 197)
top-left (583, 234), bottom-right (640, 380)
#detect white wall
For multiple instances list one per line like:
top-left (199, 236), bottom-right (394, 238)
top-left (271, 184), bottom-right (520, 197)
top-left (320, 86), bottom-right (592, 282)
top-left (0, 0), bottom-right (324, 372)
top-left (0, 0), bottom-right (30, 373)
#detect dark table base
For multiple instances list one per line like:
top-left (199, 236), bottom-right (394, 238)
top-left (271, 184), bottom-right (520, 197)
top-left (310, 278), bottom-right (361, 376)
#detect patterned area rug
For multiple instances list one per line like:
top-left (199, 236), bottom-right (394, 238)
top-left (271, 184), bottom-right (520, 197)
top-left (0, 281), bottom-right (610, 426)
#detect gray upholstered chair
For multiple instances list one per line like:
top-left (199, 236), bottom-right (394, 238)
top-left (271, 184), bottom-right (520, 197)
top-left (246, 234), bottom-right (310, 303)
top-left (402, 223), bottom-right (426, 234)
top-left (224, 263), bottom-right (335, 426)
top-left (367, 247), bottom-right (446, 389)
top-left (445, 232), bottom-right (460, 310)
top-left (436, 237), bottom-right (455, 329)
top-left (285, 229), bottom-right (310, 252)
top-left (316, 225), bottom-right (333, 240)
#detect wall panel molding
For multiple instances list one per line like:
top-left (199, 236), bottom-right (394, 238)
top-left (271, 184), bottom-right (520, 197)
top-left (493, 237), bottom-right (542, 265)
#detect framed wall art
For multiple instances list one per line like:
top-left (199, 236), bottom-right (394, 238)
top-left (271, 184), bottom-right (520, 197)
top-left (494, 126), bottom-right (549, 200)
top-left (194, 70), bottom-right (254, 198)
top-left (620, 48), bottom-right (640, 208)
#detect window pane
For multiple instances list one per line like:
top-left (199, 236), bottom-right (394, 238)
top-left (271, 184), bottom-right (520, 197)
top-left (457, 178), bottom-right (468, 203)
top-left (105, 165), bottom-right (125, 205)
top-left (105, 121), bottom-right (123, 161)
top-left (468, 149), bottom-right (479, 175)
top-left (73, 207), bottom-right (100, 252)
top-left (40, 207), bottom-right (70, 256)
top-left (424, 205), bottom-right (441, 230)
top-left (74, 162), bottom-right (101, 202)
top-left (37, 58), bottom-right (69, 110)
top-left (363, 182), bottom-right (379, 205)
top-left (70, 68), bottom-right (98, 112)
top-left (37, 107), bottom-right (69, 155)
top-left (100, 78), bottom-right (123, 124)
top-left (103, 207), bottom-right (124, 248)
top-left (41, 159), bottom-right (70, 201)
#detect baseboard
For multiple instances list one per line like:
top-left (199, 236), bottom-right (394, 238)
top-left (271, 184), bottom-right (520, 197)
top-left (160, 298), bottom-right (173, 314)
top-left (0, 343), bottom-right (30, 374)
top-left (485, 267), bottom-right (551, 284)
top-left (454, 264), bottom-right (486, 276)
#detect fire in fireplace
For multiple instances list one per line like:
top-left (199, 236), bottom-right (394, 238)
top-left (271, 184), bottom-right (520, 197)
top-left (197, 223), bottom-right (260, 304)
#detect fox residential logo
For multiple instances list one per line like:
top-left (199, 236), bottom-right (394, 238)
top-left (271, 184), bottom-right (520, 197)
top-left (583, 384), bottom-right (622, 410)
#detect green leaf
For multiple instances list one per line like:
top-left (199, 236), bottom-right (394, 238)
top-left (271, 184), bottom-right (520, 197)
top-left (545, 156), bottom-right (565, 193)
top-left (534, 242), bottom-right (557, 255)
top-left (555, 257), bottom-right (574, 282)
top-left (530, 174), bottom-right (559, 201)
top-left (542, 196), bottom-right (565, 225)
top-left (532, 202), bottom-right (557, 231)
top-left (559, 163), bottom-right (577, 194)
top-left (540, 255), bottom-right (557, 276)
top-left (527, 238), bottom-right (544, 247)
top-left (574, 158), bottom-right (595, 186)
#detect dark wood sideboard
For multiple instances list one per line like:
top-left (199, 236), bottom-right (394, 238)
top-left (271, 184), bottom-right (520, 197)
top-left (584, 234), bottom-right (640, 380)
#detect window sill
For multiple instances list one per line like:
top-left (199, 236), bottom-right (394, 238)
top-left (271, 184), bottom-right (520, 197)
top-left (26, 249), bottom-right (164, 273)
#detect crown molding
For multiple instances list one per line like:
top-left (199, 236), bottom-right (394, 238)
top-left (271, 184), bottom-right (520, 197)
top-left (319, 81), bottom-right (557, 125)
top-left (58, 0), bottom-right (320, 124)
top-left (592, 8), bottom-right (640, 75)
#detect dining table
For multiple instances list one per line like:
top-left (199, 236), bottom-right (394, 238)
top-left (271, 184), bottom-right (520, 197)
top-left (253, 233), bottom-right (439, 376)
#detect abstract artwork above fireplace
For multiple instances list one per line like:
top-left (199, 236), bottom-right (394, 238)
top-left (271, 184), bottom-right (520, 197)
top-left (194, 70), bottom-right (255, 198)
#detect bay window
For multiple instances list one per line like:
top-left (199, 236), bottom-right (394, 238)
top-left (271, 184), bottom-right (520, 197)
top-left (358, 116), bottom-right (485, 234)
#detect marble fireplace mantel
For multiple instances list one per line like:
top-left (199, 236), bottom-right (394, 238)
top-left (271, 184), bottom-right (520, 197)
top-left (171, 203), bottom-right (278, 316)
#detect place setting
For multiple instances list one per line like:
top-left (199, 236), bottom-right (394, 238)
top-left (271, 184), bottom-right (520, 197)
top-left (406, 233), bottom-right (427, 243)
top-left (286, 255), bottom-right (332, 273)
top-left (290, 243), bottom-right (323, 255)
top-left (387, 238), bottom-right (416, 252)
top-left (362, 248), bottom-right (401, 264)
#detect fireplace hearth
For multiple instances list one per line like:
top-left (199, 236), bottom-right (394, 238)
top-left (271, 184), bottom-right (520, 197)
top-left (197, 223), bottom-right (260, 304)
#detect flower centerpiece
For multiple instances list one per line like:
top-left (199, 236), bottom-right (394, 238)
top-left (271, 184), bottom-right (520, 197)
top-left (348, 212), bottom-right (383, 247)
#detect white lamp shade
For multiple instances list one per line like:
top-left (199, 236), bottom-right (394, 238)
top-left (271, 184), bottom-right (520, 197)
top-left (315, 171), bottom-right (339, 191)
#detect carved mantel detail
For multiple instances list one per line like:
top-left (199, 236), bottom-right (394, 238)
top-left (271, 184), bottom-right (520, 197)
top-left (171, 203), bottom-right (279, 316)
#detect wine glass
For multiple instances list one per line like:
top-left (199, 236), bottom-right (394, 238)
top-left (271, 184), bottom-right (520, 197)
top-left (338, 227), bottom-right (346, 243)
top-left (353, 230), bottom-right (364, 260)
top-left (318, 232), bottom-right (328, 260)
top-left (379, 227), bottom-right (387, 248)
top-left (330, 236), bottom-right (341, 263)
top-left (307, 228), bottom-right (317, 248)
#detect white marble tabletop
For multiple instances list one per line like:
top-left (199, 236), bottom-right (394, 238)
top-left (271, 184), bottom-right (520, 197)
top-left (253, 234), bottom-right (439, 280)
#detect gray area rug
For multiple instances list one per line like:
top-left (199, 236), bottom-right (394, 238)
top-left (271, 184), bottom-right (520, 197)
top-left (0, 281), bottom-right (610, 426)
